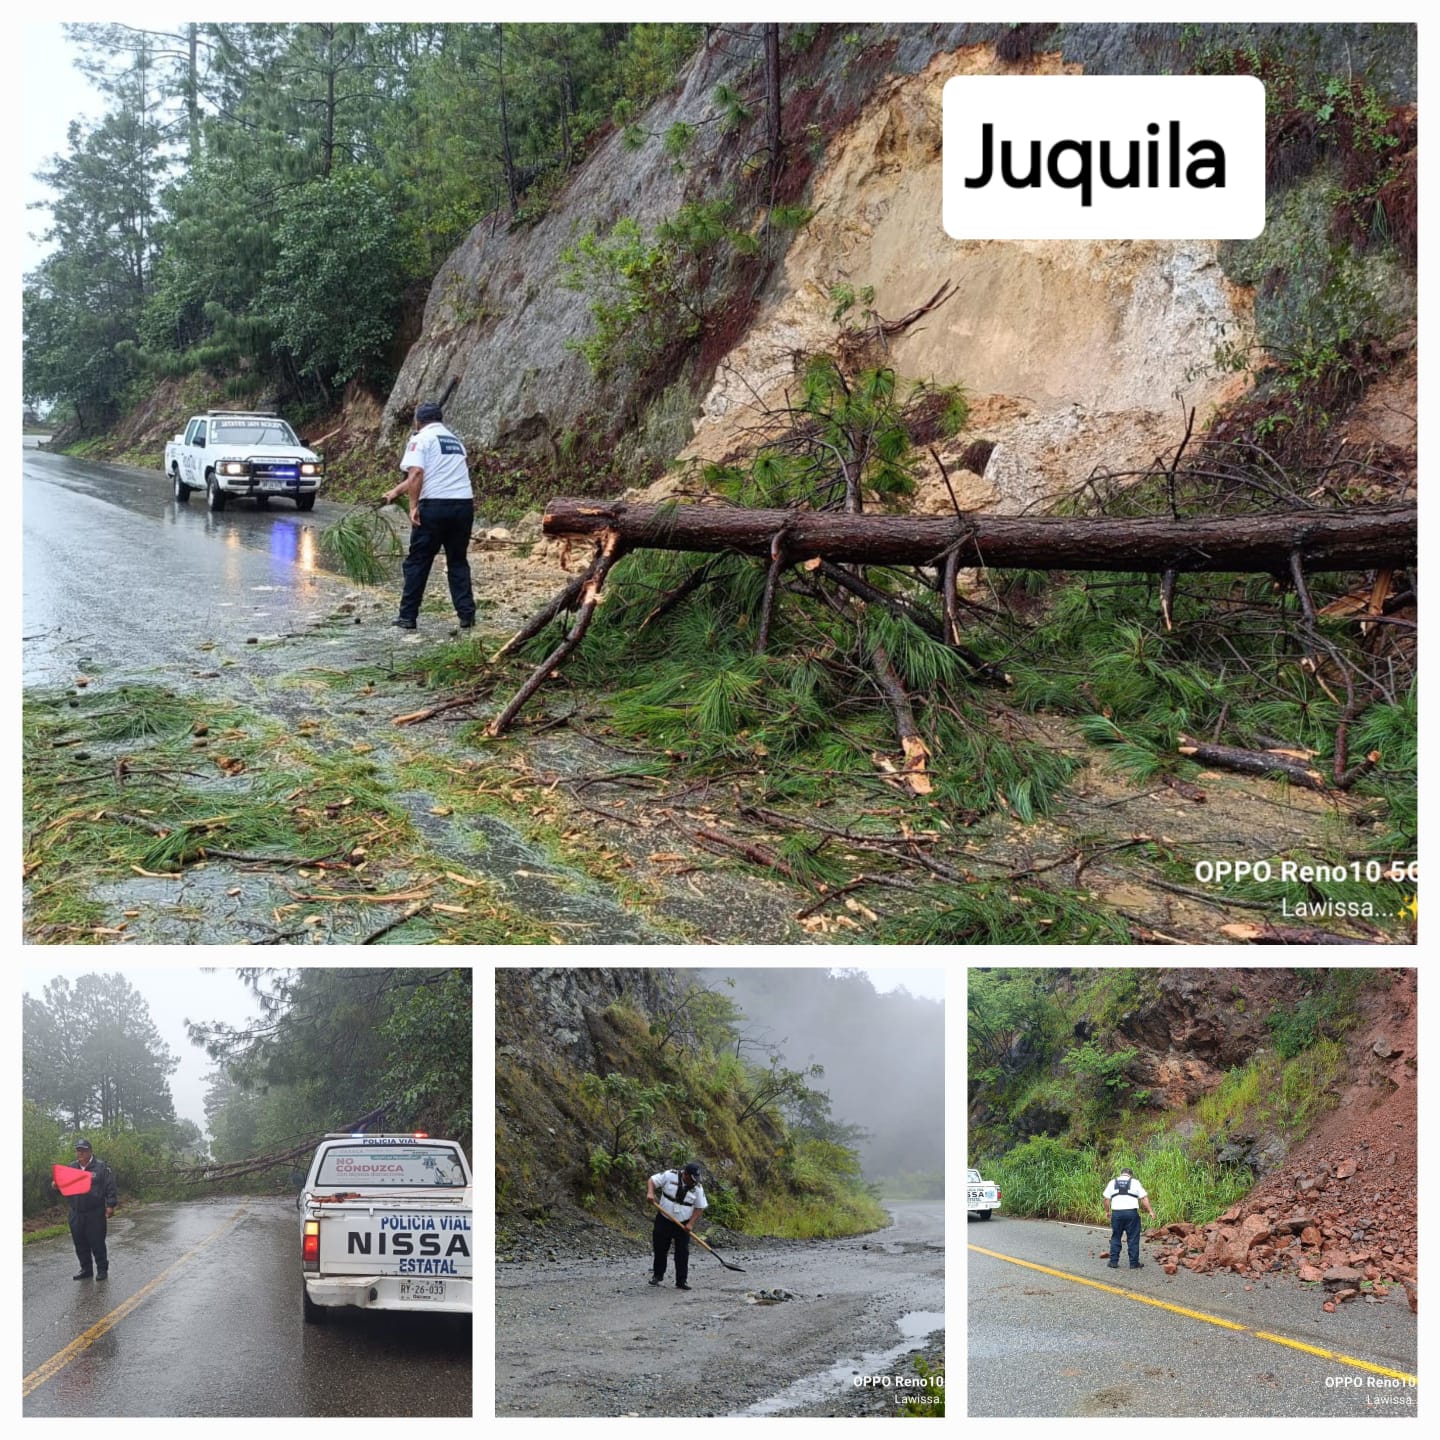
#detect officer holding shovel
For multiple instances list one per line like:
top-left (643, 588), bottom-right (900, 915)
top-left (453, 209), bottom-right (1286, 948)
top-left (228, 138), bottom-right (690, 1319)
top-left (647, 1161), bottom-right (707, 1290)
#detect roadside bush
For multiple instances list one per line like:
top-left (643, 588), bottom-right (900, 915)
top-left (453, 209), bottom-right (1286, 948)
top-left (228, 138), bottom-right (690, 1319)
top-left (987, 1133), bottom-right (1252, 1227)
top-left (23, 1100), bottom-right (65, 1216)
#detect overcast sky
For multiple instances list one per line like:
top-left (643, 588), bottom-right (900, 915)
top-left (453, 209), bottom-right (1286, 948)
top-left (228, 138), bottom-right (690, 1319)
top-left (23, 24), bottom-right (107, 274)
top-left (859, 968), bottom-right (944, 1003)
top-left (23, 966), bottom-right (266, 1138)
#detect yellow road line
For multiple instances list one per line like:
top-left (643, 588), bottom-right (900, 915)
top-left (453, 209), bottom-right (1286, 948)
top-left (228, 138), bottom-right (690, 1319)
top-left (23, 1204), bottom-right (250, 1398)
top-left (969, 1243), bottom-right (1418, 1385)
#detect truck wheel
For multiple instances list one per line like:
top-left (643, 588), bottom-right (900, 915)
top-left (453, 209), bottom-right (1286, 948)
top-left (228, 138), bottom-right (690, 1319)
top-left (206, 472), bottom-right (227, 513)
top-left (302, 1287), bottom-right (328, 1325)
top-left (295, 493), bottom-right (316, 512)
top-left (173, 467), bottom-right (190, 503)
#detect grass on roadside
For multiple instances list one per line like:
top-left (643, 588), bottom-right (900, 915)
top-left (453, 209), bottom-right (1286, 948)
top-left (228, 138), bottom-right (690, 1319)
top-left (23, 1223), bottom-right (69, 1245)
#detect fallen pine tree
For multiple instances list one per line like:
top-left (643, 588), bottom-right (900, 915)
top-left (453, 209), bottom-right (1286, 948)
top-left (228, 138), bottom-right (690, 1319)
top-left (537, 498), bottom-right (1417, 574)
top-left (480, 498), bottom-right (1415, 744)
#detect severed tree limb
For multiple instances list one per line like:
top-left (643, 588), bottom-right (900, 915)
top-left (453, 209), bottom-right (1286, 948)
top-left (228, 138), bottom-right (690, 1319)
top-left (1160, 569), bottom-right (1177, 631)
top-left (393, 689), bottom-right (492, 727)
top-left (688, 826), bottom-right (803, 882)
top-left (941, 548), bottom-right (961, 645)
top-left (1177, 733), bottom-right (1329, 789)
top-left (361, 898), bottom-right (430, 945)
top-left (817, 561), bottom-right (1011, 684)
top-left (490, 544), bottom-right (603, 662)
top-left (870, 645), bottom-right (932, 794)
top-left (640, 556), bottom-right (721, 631)
top-left (755, 531), bottom-right (789, 654)
top-left (1289, 549), bottom-right (1320, 630)
top-left (488, 530), bottom-right (626, 737)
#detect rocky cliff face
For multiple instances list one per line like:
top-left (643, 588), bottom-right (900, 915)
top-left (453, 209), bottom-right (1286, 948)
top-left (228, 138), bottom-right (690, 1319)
top-left (387, 22), bottom-right (1413, 514)
top-left (1114, 969), bottom-right (1298, 1108)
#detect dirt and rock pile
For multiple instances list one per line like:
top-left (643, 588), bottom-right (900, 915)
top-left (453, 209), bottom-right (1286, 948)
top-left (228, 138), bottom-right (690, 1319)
top-left (1146, 970), bottom-right (1417, 1313)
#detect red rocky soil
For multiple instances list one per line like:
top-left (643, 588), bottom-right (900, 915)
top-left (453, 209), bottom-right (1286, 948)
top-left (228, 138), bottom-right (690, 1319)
top-left (1147, 970), bottom-right (1417, 1315)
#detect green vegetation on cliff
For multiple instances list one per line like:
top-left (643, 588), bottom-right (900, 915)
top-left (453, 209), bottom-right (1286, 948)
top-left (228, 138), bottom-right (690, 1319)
top-left (969, 968), bottom-right (1375, 1227)
top-left (496, 972), bottom-right (889, 1243)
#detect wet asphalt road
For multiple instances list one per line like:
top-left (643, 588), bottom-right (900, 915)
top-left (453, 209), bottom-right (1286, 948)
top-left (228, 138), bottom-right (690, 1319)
top-left (23, 444), bottom-right (361, 688)
top-left (23, 1197), bottom-right (472, 1416)
top-left (969, 1216), bottom-right (1417, 1417)
top-left (497, 1200), bottom-right (944, 1416)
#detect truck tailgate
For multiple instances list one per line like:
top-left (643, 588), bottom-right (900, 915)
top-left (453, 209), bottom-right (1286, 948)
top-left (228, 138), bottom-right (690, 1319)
top-left (317, 1199), bottom-right (473, 1278)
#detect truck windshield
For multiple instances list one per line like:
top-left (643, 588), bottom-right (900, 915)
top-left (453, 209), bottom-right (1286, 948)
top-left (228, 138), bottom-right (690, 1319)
top-left (209, 419), bottom-right (299, 446)
top-left (316, 1145), bottom-right (466, 1187)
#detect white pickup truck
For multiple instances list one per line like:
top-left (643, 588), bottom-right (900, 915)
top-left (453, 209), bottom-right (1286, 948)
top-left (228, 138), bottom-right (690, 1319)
top-left (165, 410), bottom-right (325, 513)
top-left (967, 1166), bottom-right (1001, 1221)
top-left (299, 1133), bottom-right (472, 1323)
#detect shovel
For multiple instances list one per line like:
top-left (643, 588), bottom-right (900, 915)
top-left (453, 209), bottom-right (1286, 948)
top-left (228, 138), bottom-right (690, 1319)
top-left (650, 1200), bottom-right (746, 1272)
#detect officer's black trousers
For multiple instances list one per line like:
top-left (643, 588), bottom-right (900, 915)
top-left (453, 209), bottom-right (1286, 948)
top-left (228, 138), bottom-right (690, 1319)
top-left (70, 1210), bottom-right (108, 1275)
top-left (652, 1211), bottom-right (690, 1285)
top-left (1109, 1209), bottom-right (1141, 1265)
top-left (400, 498), bottom-right (476, 623)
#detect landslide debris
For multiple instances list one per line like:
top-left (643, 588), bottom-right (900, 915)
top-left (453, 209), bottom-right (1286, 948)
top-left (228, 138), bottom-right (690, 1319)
top-left (1146, 969), bottom-right (1416, 1310)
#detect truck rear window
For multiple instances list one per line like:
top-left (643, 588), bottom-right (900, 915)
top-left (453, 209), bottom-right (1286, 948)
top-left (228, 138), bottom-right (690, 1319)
top-left (316, 1146), bottom-right (466, 1186)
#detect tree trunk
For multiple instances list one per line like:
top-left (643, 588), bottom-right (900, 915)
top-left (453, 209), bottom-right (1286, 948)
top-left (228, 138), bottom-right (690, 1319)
top-left (188, 23), bottom-right (200, 164)
top-left (764, 23), bottom-right (783, 193)
top-left (542, 500), bottom-right (1416, 576)
top-left (496, 25), bottom-right (518, 214)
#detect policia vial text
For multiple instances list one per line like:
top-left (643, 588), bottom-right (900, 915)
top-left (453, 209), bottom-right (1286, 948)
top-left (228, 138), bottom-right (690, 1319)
top-left (963, 121), bottom-right (1225, 207)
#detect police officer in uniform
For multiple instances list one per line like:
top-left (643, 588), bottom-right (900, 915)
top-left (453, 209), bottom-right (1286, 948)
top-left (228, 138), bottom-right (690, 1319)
top-left (382, 400), bottom-right (476, 631)
top-left (647, 1161), bottom-right (707, 1290)
top-left (56, 1138), bottom-right (118, 1280)
top-left (1103, 1166), bottom-right (1154, 1269)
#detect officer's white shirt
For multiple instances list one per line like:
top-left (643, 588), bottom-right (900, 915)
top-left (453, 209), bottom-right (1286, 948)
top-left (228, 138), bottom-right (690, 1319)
top-left (651, 1169), bottom-right (708, 1224)
top-left (1103, 1176), bottom-right (1148, 1212)
top-left (399, 422), bottom-right (472, 500)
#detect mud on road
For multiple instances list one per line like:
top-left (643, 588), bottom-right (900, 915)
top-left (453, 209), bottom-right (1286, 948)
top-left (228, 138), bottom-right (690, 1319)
top-left (495, 1201), bottom-right (944, 1417)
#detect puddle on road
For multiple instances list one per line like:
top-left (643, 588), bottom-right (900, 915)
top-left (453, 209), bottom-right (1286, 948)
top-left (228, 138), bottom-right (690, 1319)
top-left (733, 1310), bottom-right (944, 1416)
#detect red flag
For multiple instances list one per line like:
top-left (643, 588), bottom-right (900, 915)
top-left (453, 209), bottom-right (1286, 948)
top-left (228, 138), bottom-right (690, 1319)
top-left (53, 1164), bottom-right (93, 1197)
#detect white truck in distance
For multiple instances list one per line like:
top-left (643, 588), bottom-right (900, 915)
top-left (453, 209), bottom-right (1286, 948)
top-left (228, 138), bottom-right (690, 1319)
top-left (967, 1166), bottom-right (1001, 1221)
top-left (299, 1133), bottom-right (472, 1323)
top-left (165, 411), bottom-right (324, 512)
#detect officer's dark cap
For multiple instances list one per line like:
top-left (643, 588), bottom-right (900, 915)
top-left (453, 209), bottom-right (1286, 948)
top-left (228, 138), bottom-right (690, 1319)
top-left (75, 1138), bottom-right (92, 1151)
top-left (682, 1161), bottom-right (702, 1178)
top-left (415, 401), bottom-right (444, 425)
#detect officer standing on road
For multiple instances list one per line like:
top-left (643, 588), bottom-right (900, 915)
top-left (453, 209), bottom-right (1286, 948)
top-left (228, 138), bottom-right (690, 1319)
top-left (382, 400), bottom-right (476, 631)
top-left (1103, 1166), bottom-right (1154, 1269)
top-left (54, 1138), bottom-right (118, 1281)
top-left (647, 1161), bottom-right (707, 1291)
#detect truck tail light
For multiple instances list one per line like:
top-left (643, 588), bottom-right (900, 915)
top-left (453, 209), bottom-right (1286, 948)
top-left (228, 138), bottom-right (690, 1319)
top-left (303, 1220), bottom-right (320, 1264)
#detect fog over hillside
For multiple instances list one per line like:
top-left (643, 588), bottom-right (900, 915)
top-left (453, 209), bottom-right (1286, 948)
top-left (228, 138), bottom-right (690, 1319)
top-left (699, 967), bottom-right (943, 1179)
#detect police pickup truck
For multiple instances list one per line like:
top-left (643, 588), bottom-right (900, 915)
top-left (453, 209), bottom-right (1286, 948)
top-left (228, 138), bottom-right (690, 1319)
top-left (299, 1133), bottom-right (472, 1323)
top-left (967, 1166), bottom-right (1001, 1221)
top-left (164, 411), bottom-right (324, 512)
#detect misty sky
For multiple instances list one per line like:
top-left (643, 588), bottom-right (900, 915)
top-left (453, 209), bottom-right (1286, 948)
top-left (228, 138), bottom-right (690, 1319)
top-left (24, 24), bottom-right (106, 272)
top-left (23, 966), bottom-right (265, 1138)
top-left (861, 968), bottom-right (944, 1003)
